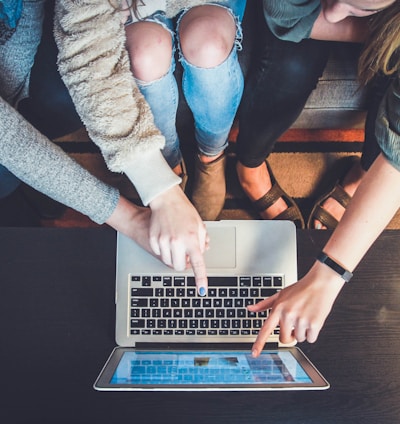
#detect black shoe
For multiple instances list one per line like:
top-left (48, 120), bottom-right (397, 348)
top-left (0, 188), bottom-right (41, 227)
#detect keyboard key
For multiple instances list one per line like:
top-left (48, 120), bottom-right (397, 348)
top-left (163, 276), bottom-right (172, 286)
top-left (239, 276), bottom-right (251, 287)
top-left (142, 276), bottom-right (151, 286)
top-left (174, 277), bottom-right (185, 286)
top-left (208, 276), bottom-right (237, 286)
top-left (261, 288), bottom-right (278, 297)
top-left (131, 319), bottom-right (145, 328)
top-left (263, 276), bottom-right (272, 286)
top-left (131, 288), bottom-right (153, 297)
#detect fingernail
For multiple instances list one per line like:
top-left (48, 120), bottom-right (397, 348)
top-left (199, 286), bottom-right (207, 297)
top-left (315, 223), bottom-right (322, 230)
top-left (252, 349), bottom-right (258, 358)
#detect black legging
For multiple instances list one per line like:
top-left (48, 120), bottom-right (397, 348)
top-left (236, 9), bottom-right (390, 172)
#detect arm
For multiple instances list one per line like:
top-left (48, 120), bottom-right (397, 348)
top-left (54, 1), bottom-right (208, 291)
top-left (263, 0), bottom-right (369, 43)
top-left (250, 153), bottom-right (400, 356)
top-left (0, 96), bottom-right (201, 272)
top-left (0, 96), bottom-right (118, 224)
top-left (54, 0), bottom-right (179, 204)
top-left (310, 11), bottom-right (369, 42)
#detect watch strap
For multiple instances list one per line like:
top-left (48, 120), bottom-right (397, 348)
top-left (317, 252), bottom-right (353, 282)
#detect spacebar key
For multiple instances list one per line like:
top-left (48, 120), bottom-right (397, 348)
top-left (208, 276), bottom-right (237, 286)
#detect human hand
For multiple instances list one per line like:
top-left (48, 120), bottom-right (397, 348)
top-left (149, 185), bottom-right (209, 295)
top-left (248, 262), bottom-right (345, 357)
top-left (106, 196), bottom-right (154, 255)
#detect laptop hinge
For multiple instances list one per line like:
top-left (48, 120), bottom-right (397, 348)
top-left (134, 342), bottom-right (279, 350)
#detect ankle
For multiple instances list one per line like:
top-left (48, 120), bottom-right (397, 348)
top-left (198, 151), bottom-right (224, 165)
top-left (172, 163), bottom-right (183, 177)
top-left (341, 162), bottom-right (366, 197)
top-left (236, 162), bottom-right (272, 200)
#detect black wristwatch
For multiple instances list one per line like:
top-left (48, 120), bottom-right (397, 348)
top-left (316, 252), bottom-right (353, 282)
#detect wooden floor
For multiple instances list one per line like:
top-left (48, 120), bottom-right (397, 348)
top-left (41, 126), bottom-right (400, 229)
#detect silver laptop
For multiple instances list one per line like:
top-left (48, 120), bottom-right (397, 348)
top-left (94, 220), bottom-right (329, 390)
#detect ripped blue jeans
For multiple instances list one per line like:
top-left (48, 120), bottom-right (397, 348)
top-left (134, 1), bottom-right (247, 168)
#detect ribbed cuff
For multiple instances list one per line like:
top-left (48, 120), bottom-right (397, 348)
top-left (123, 149), bottom-right (181, 206)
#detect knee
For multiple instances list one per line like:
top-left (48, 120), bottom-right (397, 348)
top-left (179, 6), bottom-right (236, 68)
top-left (125, 22), bottom-right (172, 82)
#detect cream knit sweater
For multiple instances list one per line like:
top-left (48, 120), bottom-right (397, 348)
top-left (54, 0), bottom-right (228, 205)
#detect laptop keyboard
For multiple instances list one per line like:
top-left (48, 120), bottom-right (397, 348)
top-left (130, 275), bottom-right (283, 338)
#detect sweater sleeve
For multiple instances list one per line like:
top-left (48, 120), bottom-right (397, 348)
top-left (0, 97), bottom-right (119, 224)
top-left (376, 76), bottom-right (400, 172)
top-left (54, 0), bottom-right (180, 206)
top-left (262, 0), bottom-right (321, 42)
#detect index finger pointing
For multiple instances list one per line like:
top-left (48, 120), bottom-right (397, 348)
top-left (188, 247), bottom-right (208, 297)
top-left (251, 312), bottom-right (280, 357)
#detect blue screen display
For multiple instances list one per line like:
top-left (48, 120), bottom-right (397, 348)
top-left (110, 350), bottom-right (312, 385)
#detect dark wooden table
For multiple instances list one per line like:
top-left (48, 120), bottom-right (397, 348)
top-left (1, 227), bottom-right (400, 424)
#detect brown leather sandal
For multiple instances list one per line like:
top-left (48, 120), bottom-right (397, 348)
top-left (307, 155), bottom-right (359, 230)
top-left (252, 161), bottom-right (305, 229)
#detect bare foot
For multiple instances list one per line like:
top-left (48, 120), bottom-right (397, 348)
top-left (236, 161), bottom-right (287, 219)
top-left (314, 159), bottom-right (366, 229)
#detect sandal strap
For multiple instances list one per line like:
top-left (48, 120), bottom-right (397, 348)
top-left (311, 204), bottom-right (339, 229)
top-left (307, 155), bottom-right (358, 229)
top-left (251, 161), bottom-right (305, 228)
top-left (330, 184), bottom-right (352, 208)
top-left (252, 183), bottom-right (285, 212)
top-left (274, 205), bottom-right (303, 225)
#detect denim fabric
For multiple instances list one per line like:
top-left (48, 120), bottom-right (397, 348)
top-left (135, 0), bottom-right (246, 167)
top-left (0, 0), bottom-right (23, 44)
top-left (137, 58), bottom-right (182, 168)
top-left (0, 0), bottom-right (45, 198)
top-left (0, 0), bottom-right (23, 28)
top-left (181, 47), bottom-right (244, 156)
top-left (236, 16), bottom-right (329, 167)
top-left (0, 0), bottom-right (44, 106)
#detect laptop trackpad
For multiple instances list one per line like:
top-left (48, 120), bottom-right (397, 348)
top-left (204, 226), bottom-right (236, 269)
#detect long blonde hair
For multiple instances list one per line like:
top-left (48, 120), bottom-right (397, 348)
top-left (358, 1), bottom-right (400, 85)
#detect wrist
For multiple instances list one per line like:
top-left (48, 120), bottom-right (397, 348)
top-left (106, 196), bottom-right (142, 230)
top-left (316, 251), bottom-right (353, 282)
top-left (149, 185), bottom-right (184, 210)
top-left (309, 261), bottom-right (347, 294)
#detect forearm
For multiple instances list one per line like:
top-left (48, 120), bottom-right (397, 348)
top-left (322, 154), bottom-right (400, 273)
top-left (54, 0), bottom-right (179, 203)
top-left (310, 12), bottom-right (369, 42)
top-left (106, 196), bottom-right (153, 251)
top-left (0, 98), bottom-right (119, 224)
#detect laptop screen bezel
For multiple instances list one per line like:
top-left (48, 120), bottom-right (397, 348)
top-left (94, 346), bottom-right (329, 391)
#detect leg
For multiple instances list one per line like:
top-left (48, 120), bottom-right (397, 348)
top-left (180, 4), bottom-right (243, 160)
top-left (178, 3), bottom-right (245, 219)
top-left (125, 19), bottom-right (183, 176)
top-left (310, 71), bottom-right (394, 229)
top-left (18, 0), bottom-right (82, 139)
top-left (236, 15), bottom-right (329, 222)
